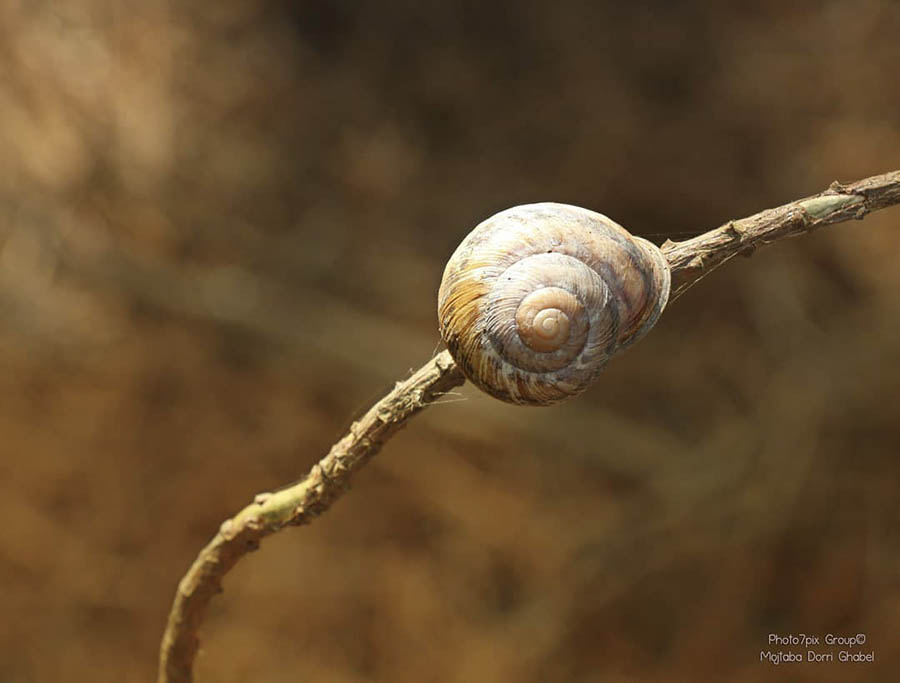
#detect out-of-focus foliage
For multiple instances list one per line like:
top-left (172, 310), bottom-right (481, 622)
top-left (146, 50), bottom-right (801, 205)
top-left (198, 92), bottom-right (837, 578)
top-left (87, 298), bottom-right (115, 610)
top-left (1, 1), bottom-right (899, 681)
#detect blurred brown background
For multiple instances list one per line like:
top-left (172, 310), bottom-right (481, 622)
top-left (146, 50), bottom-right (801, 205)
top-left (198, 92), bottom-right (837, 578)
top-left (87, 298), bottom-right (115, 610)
top-left (2, 1), bottom-right (899, 681)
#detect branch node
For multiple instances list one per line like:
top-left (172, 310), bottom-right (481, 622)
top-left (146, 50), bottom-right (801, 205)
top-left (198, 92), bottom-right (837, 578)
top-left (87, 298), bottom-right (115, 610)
top-left (726, 220), bottom-right (751, 244)
top-left (219, 519), bottom-right (235, 538)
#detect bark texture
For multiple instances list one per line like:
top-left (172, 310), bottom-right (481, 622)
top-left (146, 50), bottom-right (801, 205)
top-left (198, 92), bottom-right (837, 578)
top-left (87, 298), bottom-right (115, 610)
top-left (160, 170), bottom-right (900, 683)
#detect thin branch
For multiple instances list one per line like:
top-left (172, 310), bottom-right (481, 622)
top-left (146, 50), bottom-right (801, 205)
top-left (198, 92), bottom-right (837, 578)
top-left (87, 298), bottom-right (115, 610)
top-left (159, 169), bottom-right (900, 683)
top-left (157, 351), bottom-right (465, 683)
top-left (662, 170), bottom-right (900, 296)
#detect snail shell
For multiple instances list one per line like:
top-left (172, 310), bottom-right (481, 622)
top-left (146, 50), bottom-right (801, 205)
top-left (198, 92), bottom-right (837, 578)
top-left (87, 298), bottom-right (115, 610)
top-left (437, 203), bottom-right (670, 405)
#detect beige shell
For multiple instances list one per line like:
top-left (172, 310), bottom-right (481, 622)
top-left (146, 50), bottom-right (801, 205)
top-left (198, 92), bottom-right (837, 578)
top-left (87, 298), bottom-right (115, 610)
top-left (438, 203), bottom-right (670, 405)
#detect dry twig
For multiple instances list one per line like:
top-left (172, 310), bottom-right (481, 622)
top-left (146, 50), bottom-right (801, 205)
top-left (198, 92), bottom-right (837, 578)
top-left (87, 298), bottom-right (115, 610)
top-left (159, 170), bottom-right (900, 683)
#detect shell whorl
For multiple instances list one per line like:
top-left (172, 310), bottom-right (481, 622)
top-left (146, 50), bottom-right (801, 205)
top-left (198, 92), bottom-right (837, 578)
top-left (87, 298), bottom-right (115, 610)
top-left (437, 203), bottom-right (670, 405)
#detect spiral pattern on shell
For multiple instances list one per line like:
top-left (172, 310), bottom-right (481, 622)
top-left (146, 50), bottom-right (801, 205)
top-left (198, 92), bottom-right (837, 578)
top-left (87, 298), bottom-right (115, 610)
top-left (437, 203), bottom-right (671, 405)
